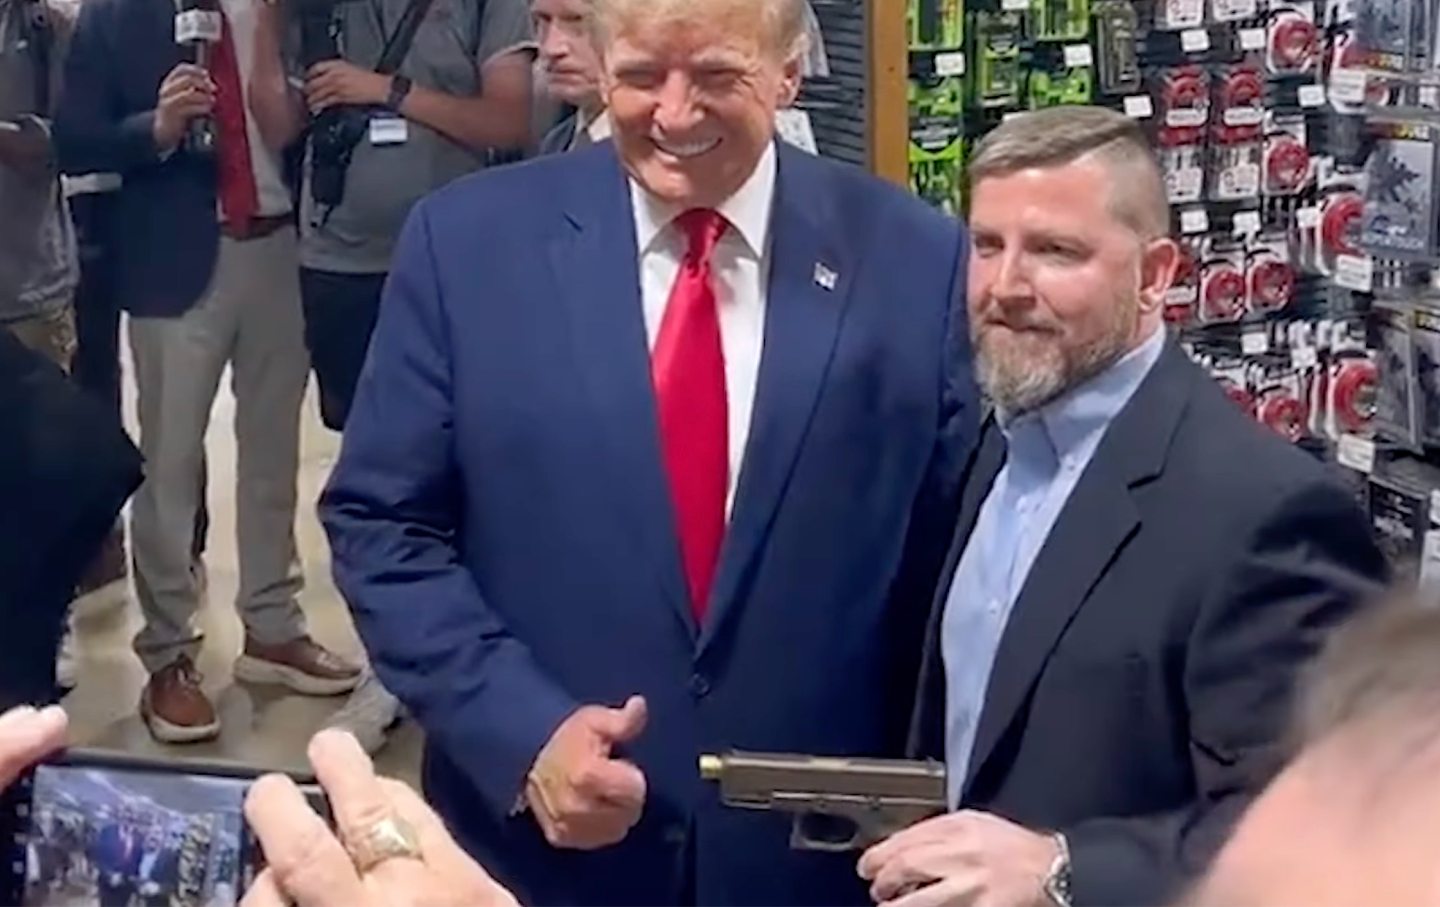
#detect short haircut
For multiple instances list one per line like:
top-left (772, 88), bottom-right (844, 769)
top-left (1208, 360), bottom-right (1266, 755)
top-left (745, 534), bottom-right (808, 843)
top-left (1292, 596), bottom-right (1440, 756)
top-left (590, 0), bottom-right (808, 61)
top-left (968, 106), bottom-right (1171, 241)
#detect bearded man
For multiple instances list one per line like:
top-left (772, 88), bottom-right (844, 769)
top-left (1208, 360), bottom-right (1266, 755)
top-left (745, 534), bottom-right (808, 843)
top-left (857, 106), bottom-right (1388, 907)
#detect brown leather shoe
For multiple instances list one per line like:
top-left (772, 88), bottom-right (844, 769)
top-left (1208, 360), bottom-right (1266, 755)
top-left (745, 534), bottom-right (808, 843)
top-left (140, 656), bottom-right (220, 743)
top-left (234, 636), bottom-right (362, 696)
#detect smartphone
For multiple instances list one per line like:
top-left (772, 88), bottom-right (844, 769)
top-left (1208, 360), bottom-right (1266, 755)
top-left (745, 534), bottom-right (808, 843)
top-left (0, 749), bottom-right (329, 907)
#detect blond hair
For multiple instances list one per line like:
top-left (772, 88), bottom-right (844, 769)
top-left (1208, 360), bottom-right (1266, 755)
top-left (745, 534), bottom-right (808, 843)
top-left (968, 106), bottom-right (1171, 240)
top-left (590, 0), bottom-right (809, 61)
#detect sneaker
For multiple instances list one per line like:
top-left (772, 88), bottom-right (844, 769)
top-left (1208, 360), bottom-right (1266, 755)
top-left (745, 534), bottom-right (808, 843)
top-left (141, 656), bottom-right (221, 743)
top-left (55, 625), bottom-right (78, 690)
top-left (326, 671), bottom-right (404, 755)
top-left (234, 636), bottom-right (362, 696)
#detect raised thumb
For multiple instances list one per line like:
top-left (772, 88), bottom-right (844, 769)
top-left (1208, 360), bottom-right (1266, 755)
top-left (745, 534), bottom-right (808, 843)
top-left (596, 695), bottom-right (648, 744)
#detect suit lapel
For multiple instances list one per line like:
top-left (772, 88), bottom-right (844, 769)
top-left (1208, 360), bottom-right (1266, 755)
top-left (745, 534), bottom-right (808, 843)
top-left (549, 146), bottom-right (694, 640)
top-left (698, 146), bottom-right (854, 655)
top-left (906, 419), bottom-right (1006, 758)
top-left (962, 342), bottom-right (1194, 794)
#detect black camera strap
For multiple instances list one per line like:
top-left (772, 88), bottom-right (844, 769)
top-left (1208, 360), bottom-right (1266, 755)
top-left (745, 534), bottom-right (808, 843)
top-left (373, 0), bottom-right (436, 76)
top-left (22, 1), bottom-right (54, 116)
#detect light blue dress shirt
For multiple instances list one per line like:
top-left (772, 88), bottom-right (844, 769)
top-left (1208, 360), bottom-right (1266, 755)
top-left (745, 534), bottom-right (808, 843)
top-left (942, 327), bottom-right (1167, 806)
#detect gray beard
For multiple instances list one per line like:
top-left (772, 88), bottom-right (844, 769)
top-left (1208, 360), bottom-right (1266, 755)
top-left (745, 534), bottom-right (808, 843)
top-left (973, 313), bottom-right (1138, 417)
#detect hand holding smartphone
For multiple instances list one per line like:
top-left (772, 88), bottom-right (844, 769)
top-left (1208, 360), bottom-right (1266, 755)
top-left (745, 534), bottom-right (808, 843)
top-left (0, 749), bottom-right (329, 907)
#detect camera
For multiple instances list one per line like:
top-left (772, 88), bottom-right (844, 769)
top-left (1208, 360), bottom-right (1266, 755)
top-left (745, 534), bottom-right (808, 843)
top-left (294, 0), bottom-right (369, 213)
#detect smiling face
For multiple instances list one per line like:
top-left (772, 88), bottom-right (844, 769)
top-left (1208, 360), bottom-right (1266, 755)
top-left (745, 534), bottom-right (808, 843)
top-left (966, 155), bottom-right (1178, 415)
top-left (600, 6), bottom-right (801, 208)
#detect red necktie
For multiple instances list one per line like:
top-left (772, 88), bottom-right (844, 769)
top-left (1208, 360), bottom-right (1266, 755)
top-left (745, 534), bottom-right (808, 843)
top-left (211, 11), bottom-right (259, 228)
top-left (653, 208), bottom-right (729, 622)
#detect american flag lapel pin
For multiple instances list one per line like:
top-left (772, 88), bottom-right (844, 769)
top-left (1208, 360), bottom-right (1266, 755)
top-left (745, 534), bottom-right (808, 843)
top-left (813, 262), bottom-right (838, 290)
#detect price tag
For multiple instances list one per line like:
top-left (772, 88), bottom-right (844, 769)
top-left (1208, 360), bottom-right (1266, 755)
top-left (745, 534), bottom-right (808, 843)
top-left (1239, 27), bottom-right (1267, 50)
top-left (1168, 166), bottom-right (1204, 203)
top-left (1242, 330), bottom-right (1269, 354)
top-left (1334, 253), bottom-right (1374, 292)
top-left (1329, 68), bottom-right (1368, 104)
top-left (174, 8), bottom-right (222, 43)
top-left (1166, 108), bottom-right (1209, 128)
top-left (1296, 206), bottom-right (1322, 228)
top-left (1181, 28), bottom-right (1211, 52)
top-left (1223, 107), bottom-right (1265, 127)
top-left (935, 51), bottom-right (966, 76)
top-left (1221, 162), bottom-right (1261, 199)
top-left (1064, 44), bottom-right (1094, 67)
top-left (1233, 210), bottom-right (1262, 235)
top-left (1337, 433), bottom-right (1377, 474)
top-left (1422, 86), bottom-right (1440, 107)
top-left (774, 109), bottom-right (818, 155)
top-left (1002, 0), bottom-right (1029, 10)
top-left (1180, 208), bottom-right (1210, 234)
top-left (1298, 84), bottom-right (1327, 107)
top-left (1292, 346), bottom-right (1319, 369)
top-left (1123, 94), bottom-right (1154, 118)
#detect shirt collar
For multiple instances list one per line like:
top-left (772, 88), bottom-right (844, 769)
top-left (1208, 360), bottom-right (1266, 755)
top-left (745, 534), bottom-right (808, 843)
top-left (999, 325), bottom-right (1167, 468)
top-left (582, 107), bottom-right (612, 143)
top-left (630, 140), bottom-right (777, 259)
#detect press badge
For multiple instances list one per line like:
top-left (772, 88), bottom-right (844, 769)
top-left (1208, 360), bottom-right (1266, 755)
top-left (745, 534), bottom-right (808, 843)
top-left (369, 115), bottom-right (409, 146)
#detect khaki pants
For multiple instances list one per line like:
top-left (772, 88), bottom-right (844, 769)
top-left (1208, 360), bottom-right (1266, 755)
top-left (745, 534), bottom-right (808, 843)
top-left (129, 228), bottom-right (310, 672)
top-left (3, 305), bottom-right (77, 372)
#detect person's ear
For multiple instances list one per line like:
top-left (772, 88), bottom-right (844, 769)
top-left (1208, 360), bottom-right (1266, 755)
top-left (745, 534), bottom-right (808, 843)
top-left (776, 51), bottom-right (803, 107)
top-left (1137, 236), bottom-right (1181, 314)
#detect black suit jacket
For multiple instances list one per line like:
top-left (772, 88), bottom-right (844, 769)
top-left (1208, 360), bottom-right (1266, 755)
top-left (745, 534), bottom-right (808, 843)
top-left (908, 339), bottom-right (1387, 906)
top-left (0, 329), bottom-right (142, 708)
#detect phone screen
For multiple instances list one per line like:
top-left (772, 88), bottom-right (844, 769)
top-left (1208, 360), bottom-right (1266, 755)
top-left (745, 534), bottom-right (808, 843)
top-left (1, 753), bottom-right (325, 907)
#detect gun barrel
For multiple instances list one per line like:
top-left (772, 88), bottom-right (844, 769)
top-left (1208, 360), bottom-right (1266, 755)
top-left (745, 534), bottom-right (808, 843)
top-left (698, 751), bottom-right (946, 803)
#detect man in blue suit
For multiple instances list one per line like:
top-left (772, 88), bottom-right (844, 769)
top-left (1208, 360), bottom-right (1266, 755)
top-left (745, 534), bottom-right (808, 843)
top-left (320, 0), bottom-right (976, 900)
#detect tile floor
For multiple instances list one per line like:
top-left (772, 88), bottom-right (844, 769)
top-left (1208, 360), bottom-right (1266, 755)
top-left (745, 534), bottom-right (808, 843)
top-left (61, 359), bottom-right (423, 785)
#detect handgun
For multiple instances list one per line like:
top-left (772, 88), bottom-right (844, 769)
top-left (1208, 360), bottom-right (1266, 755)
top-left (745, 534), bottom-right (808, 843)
top-left (699, 751), bottom-right (947, 852)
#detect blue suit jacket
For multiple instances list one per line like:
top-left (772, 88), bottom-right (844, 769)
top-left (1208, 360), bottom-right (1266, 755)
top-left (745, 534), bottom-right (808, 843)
top-left (321, 142), bottom-right (976, 905)
top-left (54, 0), bottom-right (221, 318)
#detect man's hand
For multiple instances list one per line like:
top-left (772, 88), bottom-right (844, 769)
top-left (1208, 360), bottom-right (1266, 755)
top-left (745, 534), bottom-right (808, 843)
top-left (0, 705), bottom-right (68, 790)
top-left (153, 63), bottom-right (216, 153)
top-left (304, 61), bottom-right (392, 114)
top-left (857, 810), bottom-right (1060, 907)
top-left (242, 730), bottom-right (518, 907)
top-left (526, 695), bottom-right (648, 850)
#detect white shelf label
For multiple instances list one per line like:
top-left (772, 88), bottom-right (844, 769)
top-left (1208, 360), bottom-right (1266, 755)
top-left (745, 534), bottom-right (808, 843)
top-left (1166, 108), bottom-right (1209, 128)
top-left (1233, 210), bottom-right (1262, 235)
top-left (1429, 489), bottom-right (1440, 523)
top-left (1329, 68), bottom-right (1368, 104)
top-left (1296, 206), bottom-right (1322, 228)
top-left (1002, 0), bottom-right (1029, 10)
top-left (1064, 44), bottom-right (1094, 67)
top-left (1292, 346), bottom-right (1319, 369)
top-left (934, 51), bottom-right (966, 77)
top-left (1123, 94), bottom-right (1154, 118)
top-left (1334, 253), bottom-right (1374, 292)
top-left (1181, 28), bottom-right (1212, 52)
top-left (1180, 208), bottom-right (1210, 234)
top-left (1337, 433), bottom-right (1376, 474)
top-left (1242, 330), bottom-right (1269, 354)
top-left (1298, 84), bottom-right (1327, 107)
top-left (1223, 107), bottom-right (1265, 127)
top-left (1239, 27), bottom-right (1267, 50)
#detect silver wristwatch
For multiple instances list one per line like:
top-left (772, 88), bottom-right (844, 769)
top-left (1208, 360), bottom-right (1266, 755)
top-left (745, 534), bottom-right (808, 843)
top-left (1043, 831), bottom-right (1073, 907)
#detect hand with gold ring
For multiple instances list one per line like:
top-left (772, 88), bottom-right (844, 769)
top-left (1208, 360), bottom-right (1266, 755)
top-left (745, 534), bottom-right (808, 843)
top-left (241, 729), bottom-right (518, 907)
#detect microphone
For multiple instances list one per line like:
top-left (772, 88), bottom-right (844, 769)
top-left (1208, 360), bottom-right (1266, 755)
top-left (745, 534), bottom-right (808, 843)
top-left (174, 0), bottom-right (222, 155)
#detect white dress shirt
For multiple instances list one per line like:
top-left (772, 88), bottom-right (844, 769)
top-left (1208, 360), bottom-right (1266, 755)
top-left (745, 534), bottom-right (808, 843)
top-left (629, 141), bottom-right (776, 517)
top-left (218, 0), bottom-right (292, 218)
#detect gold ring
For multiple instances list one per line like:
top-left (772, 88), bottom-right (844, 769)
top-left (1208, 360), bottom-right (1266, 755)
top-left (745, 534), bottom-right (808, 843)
top-left (345, 814), bottom-right (422, 873)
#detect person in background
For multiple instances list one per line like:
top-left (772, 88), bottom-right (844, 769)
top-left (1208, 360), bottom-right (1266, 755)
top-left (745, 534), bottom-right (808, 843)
top-left (55, 0), bottom-right (363, 745)
top-left (1186, 597), bottom-right (1440, 907)
top-left (247, 0), bottom-right (533, 755)
top-left (860, 106), bottom-right (1387, 907)
top-left (531, 0), bottom-right (605, 155)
